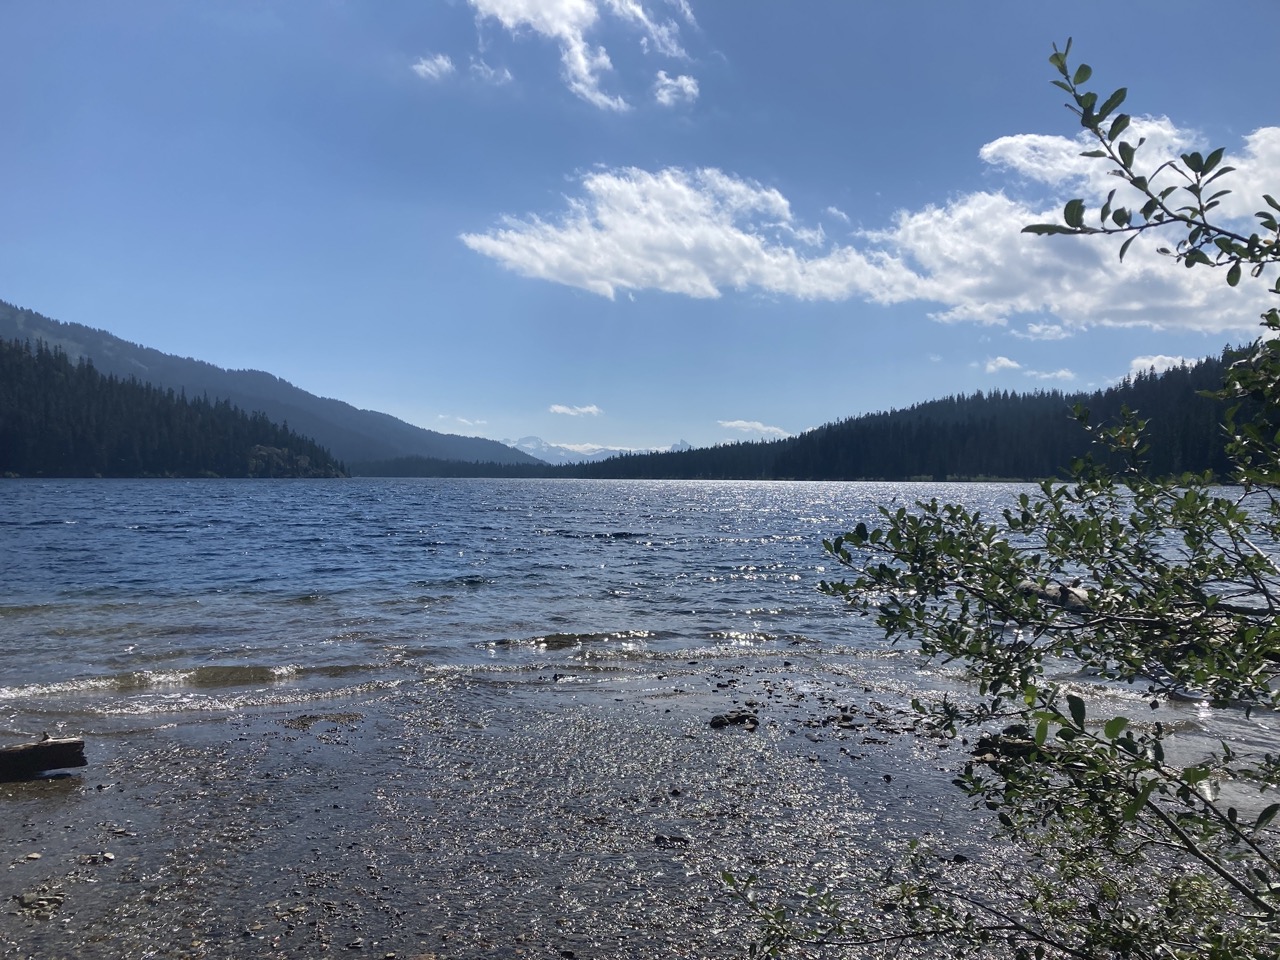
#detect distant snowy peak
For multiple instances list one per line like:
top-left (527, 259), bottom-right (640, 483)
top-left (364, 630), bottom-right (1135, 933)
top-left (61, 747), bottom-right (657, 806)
top-left (505, 437), bottom-right (691, 465)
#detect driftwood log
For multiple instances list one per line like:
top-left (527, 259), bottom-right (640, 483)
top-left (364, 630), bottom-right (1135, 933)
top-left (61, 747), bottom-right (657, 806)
top-left (0, 737), bottom-right (87, 780)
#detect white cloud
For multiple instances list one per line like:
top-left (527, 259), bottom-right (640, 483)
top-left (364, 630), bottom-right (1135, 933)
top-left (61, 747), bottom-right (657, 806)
top-left (1026, 368), bottom-right (1076, 382)
top-left (550, 403), bottom-right (602, 416)
top-left (461, 166), bottom-right (917, 301)
top-left (468, 0), bottom-right (689, 110)
top-left (825, 206), bottom-right (850, 224)
top-left (1130, 354), bottom-right (1188, 376)
top-left (984, 357), bottom-right (1073, 381)
top-left (1013, 322), bottom-right (1072, 341)
top-left (665, 0), bottom-right (696, 27)
top-left (461, 121), bottom-right (1280, 335)
top-left (985, 356), bottom-right (1022, 374)
top-left (654, 70), bottom-right (697, 106)
top-left (604, 0), bottom-right (686, 57)
top-left (438, 414), bottom-right (487, 427)
top-left (718, 419), bottom-right (789, 438)
top-left (470, 58), bottom-right (513, 85)
top-left (411, 53), bottom-right (456, 81)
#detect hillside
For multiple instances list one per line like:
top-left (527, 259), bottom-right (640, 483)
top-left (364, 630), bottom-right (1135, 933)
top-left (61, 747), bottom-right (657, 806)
top-left (0, 300), bottom-right (541, 467)
top-left (1, 338), bottom-right (345, 478)
top-left (569, 353), bottom-right (1235, 481)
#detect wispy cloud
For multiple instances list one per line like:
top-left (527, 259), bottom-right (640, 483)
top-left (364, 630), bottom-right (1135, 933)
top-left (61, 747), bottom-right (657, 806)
top-left (411, 53), bottom-right (456, 81)
top-left (654, 70), bottom-right (697, 106)
top-left (1013, 322), bottom-right (1072, 341)
top-left (463, 166), bottom-right (917, 301)
top-left (438, 413), bottom-right (487, 427)
top-left (470, 58), bottom-right (513, 85)
top-left (1027, 368), bottom-right (1076, 382)
top-left (468, 0), bottom-right (691, 110)
top-left (718, 419), bottom-right (789, 438)
top-left (550, 403), bottom-right (603, 416)
top-left (825, 205), bottom-right (850, 224)
top-left (1130, 354), bottom-right (1188, 376)
top-left (985, 356), bottom-right (1021, 374)
top-left (984, 357), bottom-right (1075, 382)
top-left (461, 121), bottom-right (1280, 336)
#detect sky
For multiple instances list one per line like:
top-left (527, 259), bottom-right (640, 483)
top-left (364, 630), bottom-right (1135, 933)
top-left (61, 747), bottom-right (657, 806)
top-left (2, 2), bottom-right (1277, 454)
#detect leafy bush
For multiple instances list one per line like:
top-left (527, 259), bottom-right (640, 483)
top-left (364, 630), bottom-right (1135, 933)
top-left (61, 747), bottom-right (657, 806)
top-left (730, 40), bottom-right (1280, 960)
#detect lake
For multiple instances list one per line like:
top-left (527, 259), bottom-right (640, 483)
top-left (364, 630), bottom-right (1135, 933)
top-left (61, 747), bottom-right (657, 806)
top-left (0, 477), bottom-right (1018, 729)
top-left (1, 478), bottom-right (1266, 959)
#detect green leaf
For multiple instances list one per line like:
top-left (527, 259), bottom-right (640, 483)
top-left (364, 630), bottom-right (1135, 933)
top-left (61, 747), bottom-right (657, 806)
top-left (1107, 114), bottom-right (1130, 141)
top-left (1118, 235), bottom-right (1136, 262)
top-left (1103, 716), bottom-right (1129, 739)
top-left (1256, 803), bottom-right (1280, 832)
top-left (1022, 223), bottom-right (1077, 236)
top-left (1064, 199), bottom-right (1086, 229)
top-left (1182, 765), bottom-right (1210, 785)
top-left (1118, 141), bottom-right (1136, 169)
top-left (1072, 64), bottom-right (1092, 85)
top-left (1066, 694), bottom-right (1086, 728)
top-left (1228, 262), bottom-right (1242, 287)
top-left (1097, 87), bottom-right (1127, 121)
top-left (1034, 717), bottom-right (1048, 746)
top-left (1122, 779), bottom-right (1158, 822)
top-left (1203, 146), bottom-right (1225, 174)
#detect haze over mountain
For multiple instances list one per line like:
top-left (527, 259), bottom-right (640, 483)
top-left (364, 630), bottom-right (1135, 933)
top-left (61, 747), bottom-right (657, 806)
top-left (0, 300), bottom-right (540, 467)
top-left (506, 436), bottom-right (693, 465)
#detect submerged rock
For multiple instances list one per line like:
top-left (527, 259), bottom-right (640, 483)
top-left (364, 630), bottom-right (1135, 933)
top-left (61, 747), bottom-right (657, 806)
top-left (709, 711), bottom-right (758, 731)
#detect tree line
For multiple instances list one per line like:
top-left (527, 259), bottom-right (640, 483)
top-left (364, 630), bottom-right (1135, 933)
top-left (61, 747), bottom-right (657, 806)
top-left (0, 338), bottom-right (346, 478)
top-left (353, 350), bottom-right (1238, 481)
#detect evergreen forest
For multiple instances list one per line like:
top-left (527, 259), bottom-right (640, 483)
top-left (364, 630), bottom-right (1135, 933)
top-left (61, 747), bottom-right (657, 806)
top-left (354, 350), bottom-right (1237, 481)
top-left (0, 338), bottom-right (346, 478)
top-left (3, 324), bottom-right (1242, 483)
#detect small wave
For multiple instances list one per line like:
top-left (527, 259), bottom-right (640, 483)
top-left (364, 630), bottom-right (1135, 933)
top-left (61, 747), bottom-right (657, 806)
top-left (707, 630), bottom-right (778, 644)
top-left (481, 629), bottom-right (657, 652)
top-left (0, 603), bottom-right (54, 617)
top-left (0, 663), bottom-right (307, 699)
top-left (99, 678), bottom-right (405, 716)
top-left (534, 528), bottom-right (648, 541)
top-left (280, 593), bottom-right (330, 606)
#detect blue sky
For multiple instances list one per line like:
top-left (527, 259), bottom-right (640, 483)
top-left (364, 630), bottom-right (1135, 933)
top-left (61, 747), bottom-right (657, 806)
top-left (2, 2), bottom-right (1277, 454)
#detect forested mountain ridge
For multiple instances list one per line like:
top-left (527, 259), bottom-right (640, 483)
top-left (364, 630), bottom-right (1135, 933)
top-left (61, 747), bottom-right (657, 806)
top-left (568, 352), bottom-right (1235, 481)
top-left (352, 351), bottom-right (1237, 480)
top-left (0, 300), bottom-right (541, 467)
top-left (1, 338), bottom-right (345, 478)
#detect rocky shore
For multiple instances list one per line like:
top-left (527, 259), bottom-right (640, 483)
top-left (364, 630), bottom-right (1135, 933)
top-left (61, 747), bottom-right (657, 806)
top-left (2, 656), bottom-right (983, 959)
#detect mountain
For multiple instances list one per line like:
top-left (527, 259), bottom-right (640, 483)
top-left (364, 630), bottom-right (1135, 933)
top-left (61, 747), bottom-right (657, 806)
top-left (506, 436), bottom-right (694, 465)
top-left (0, 300), bottom-right (541, 467)
top-left (567, 353), bottom-right (1237, 481)
top-left (1, 338), bottom-right (345, 478)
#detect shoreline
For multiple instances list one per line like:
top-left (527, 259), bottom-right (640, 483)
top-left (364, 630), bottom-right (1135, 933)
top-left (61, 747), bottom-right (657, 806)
top-left (2, 658), bottom-right (978, 959)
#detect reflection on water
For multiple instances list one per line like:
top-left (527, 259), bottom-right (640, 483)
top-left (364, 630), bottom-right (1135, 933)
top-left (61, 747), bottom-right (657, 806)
top-left (0, 477), bottom-right (1272, 749)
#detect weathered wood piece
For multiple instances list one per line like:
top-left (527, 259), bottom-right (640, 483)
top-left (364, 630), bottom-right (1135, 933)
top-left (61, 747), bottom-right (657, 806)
top-left (0, 737), bottom-right (87, 780)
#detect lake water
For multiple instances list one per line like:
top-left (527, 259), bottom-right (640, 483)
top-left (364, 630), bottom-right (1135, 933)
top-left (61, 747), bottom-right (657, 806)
top-left (2, 478), bottom-right (1273, 959)
top-left (0, 477), bottom-right (1019, 731)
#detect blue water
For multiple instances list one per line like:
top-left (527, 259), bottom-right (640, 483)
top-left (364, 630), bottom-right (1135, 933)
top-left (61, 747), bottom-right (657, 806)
top-left (0, 478), bottom-right (1030, 730)
top-left (4, 478), bottom-right (1277, 960)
